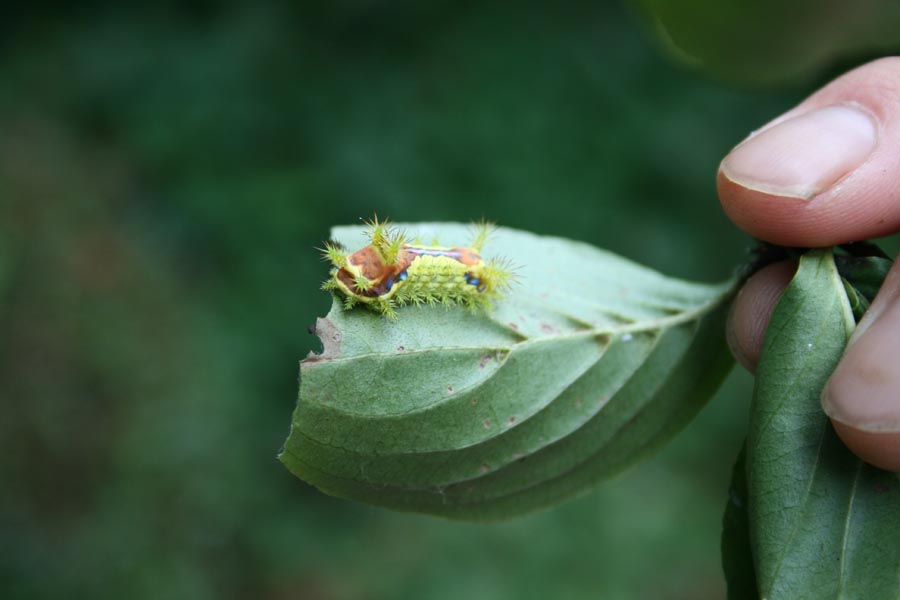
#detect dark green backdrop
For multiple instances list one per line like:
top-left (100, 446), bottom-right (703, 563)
top-left (0, 1), bottom-right (846, 598)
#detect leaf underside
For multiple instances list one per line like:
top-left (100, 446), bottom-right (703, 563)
top-left (722, 445), bottom-right (760, 600)
top-left (281, 223), bottom-right (735, 520)
top-left (746, 249), bottom-right (900, 599)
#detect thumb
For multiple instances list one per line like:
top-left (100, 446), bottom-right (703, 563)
top-left (822, 259), bottom-right (900, 471)
top-left (718, 57), bottom-right (900, 247)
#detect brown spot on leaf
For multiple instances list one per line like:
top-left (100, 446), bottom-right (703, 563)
top-left (396, 345), bottom-right (405, 352)
top-left (480, 463), bottom-right (490, 474)
top-left (506, 416), bottom-right (516, 426)
top-left (479, 354), bottom-right (493, 369)
top-left (482, 419), bottom-right (491, 429)
top-left (447, 385), bottom-right (454, 393)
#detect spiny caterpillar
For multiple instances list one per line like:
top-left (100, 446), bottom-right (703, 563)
top-left (321, 217), bottom-right (514, 319)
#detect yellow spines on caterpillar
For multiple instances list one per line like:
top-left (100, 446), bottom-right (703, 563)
top-left (321, 218), bottom-right (514, 319)
top-left (365, 214), bottom-right (406, 266)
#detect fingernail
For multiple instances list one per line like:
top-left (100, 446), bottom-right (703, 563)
top-left (823, 297), bottom-right (900, 432)
top-left (720, 104), bottom-right (878, 200)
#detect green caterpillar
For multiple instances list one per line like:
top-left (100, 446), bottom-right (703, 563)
top-left (321, 218), bottom-right (514, 319)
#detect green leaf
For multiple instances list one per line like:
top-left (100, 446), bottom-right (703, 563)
top-left (747, 249), bottom-right (900, 599)
top-left (281, 223), bottom-right (735, 519)
top-left (835, 255), bottom-right (893, 303)
top-left (722, 444), bottom-right (759, 600)
top-left (633, 0), bottom-right (900, 85)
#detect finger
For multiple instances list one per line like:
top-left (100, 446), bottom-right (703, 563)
top-left (718, 57), bottom-right (900, 247)
top-left (726, 260), bottom-right (796, 373)
top-left (822, 256), bottom-right (900, 471)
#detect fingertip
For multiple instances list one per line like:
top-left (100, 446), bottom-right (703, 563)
top-left (726, 260), bottom-right (797, 373)
top-left (830, 420), bottom-right (900, 472)
top-left (821, 260), bottom-right (900, 470)
top-left (717, 170), bottom-right (833, 247)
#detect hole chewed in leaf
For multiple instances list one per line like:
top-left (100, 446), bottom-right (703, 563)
top-left (305, 317), bottom-right (342, 361)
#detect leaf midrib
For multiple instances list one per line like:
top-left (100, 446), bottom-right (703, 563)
top-left (835, 461), bottom-right (863, 600)
top-left (308, 286), bottom-right (733, 365)
top-left (759, 417), bottom-right (828, 599)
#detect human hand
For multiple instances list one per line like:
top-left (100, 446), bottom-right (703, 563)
top-left (719, 57), bottom-right (900, 472)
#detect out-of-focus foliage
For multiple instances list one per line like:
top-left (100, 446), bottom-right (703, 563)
top-left (634, 0), bottom-right (900, 86)
top-left (0, 0), bottom-right (821, 598)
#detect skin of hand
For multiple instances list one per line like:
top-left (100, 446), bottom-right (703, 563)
top-left (720, 57), bottom-right (900, 472)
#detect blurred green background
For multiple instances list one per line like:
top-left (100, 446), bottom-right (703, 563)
top-left (1, 1), bottom-right (891, 599)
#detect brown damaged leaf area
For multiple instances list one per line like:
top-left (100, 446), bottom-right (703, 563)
top-left (304, 318), bottom-right (343, 362)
